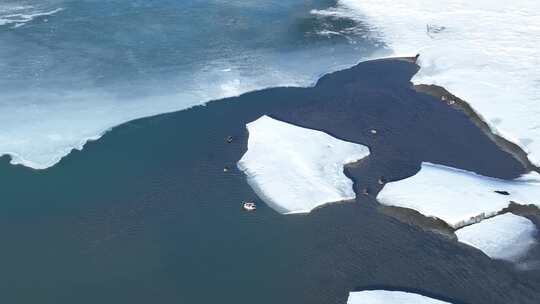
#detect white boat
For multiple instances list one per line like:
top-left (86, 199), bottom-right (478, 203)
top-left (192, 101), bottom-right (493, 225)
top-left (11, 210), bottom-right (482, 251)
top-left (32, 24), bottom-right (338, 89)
top-left (243, 202), bottom-right (256, 211)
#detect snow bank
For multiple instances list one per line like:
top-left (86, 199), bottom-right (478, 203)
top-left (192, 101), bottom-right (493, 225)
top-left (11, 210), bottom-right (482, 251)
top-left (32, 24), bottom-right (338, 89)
top-left (456, 213), bottom-right (537, 262)
top-left (237, 116), bottom-right (369, 214)
top-left (377, 163), bottom-right (540, 228)
top-left (333, 0), bottom-right (540, 166)
top-left (347, 290), bottom-right (452, 304)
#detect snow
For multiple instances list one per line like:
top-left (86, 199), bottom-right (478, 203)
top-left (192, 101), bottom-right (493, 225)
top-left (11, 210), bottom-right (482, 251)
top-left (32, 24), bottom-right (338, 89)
top-left (377, 163), bottom-right (540, 228)
top-left (347, 290), bottom-right (452, 304)
top-left (237, 115), bottom-right (369, 214)
top-left (332, 0), bottom-right (540, 166)
top-left (456, 213), bottom-right (537, 262)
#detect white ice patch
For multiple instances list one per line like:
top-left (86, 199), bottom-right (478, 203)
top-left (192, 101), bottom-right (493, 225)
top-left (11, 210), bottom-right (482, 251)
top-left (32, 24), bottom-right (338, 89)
top-left (333, 0), bottom-right (540, 166)
top-left (237, 115), bottom-right (369, 214)
top-left (456, 213), bottom-right (537, 262)
top-left (0, 90), bottom-right (202, 169)
top-left (0, 58), bottom-right (327, 169)
top-left (377, 163), bottom-right (540, 228)
top-left (347, 290), bottom-right (452, 304)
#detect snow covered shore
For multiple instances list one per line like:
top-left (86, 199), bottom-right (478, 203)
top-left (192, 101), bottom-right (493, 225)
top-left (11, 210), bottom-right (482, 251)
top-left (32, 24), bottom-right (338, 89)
top-left (347, 290), bottom-right (452, 304)
top-left (377, 163), bottom-right (540, 228)
top-left (336, 0), bottom-right (540, 166)
top-left (237, 116), bottom-right (369, 214)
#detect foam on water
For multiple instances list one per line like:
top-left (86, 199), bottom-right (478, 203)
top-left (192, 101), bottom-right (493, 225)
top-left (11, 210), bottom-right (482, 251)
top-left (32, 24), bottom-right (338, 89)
top-left (0, 0), bottom-right (376, 169)
top-left (334, 0), bottom-right (540, 166)
top-left (0, 8), bottom-right (63, 28)
top-left (0, 2), bottom-right (63, 28)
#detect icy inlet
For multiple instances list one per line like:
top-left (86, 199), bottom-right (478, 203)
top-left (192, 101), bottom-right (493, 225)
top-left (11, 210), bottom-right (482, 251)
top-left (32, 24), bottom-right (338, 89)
top-left (335, 0), bottom-right (540, 166)
top-left (347, 290), bottom-right (452, 304)
top-left (237, 116), bottom-right (369, 214)
top-left (377, 163), bottom-right (540, 228)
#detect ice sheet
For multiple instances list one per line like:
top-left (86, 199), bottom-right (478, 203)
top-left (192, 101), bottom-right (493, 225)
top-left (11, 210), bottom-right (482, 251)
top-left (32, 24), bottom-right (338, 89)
top-left (237, 116), bottom-right (369, 214)
top-left (456, 213), bottom-right (537, 262)
top-left (377, 163), bottom-right (540, 228)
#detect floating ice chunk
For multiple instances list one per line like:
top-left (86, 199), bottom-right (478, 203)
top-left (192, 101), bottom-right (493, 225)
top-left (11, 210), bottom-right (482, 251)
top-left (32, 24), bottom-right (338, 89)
top-left (456, 213), bottom-right (537, 262)
top-left (333, 0), bottom-right (540, 166)
top-left (237, 115), bottom-right (369, 214)
top-left (347, 290), bottom-right (452, 304)
top-left (377, 163), bottom-right (540, 228)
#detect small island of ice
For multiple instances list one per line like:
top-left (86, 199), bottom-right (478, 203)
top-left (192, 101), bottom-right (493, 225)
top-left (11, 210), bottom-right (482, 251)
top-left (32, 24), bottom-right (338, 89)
top-left (377, 163), bottom-right (540, 228)
top-left (237, 115), bottom-right (370, 214)
top-left (456, 213), bottom-right (537, 262)
top-left (347, 290), bottom-right (452, 304)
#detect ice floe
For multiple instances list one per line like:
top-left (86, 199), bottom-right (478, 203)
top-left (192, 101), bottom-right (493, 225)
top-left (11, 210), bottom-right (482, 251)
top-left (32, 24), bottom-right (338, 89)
top-left (334, 0), bottom-right (540, 166)
top-left (456, 213), bottom-right (537, 262)
top-left (377, 163), bottom-right (540, 228)
top-left (347, 290), bottom-right (452, 304)
top-left (237, 115), bottom-right (369, 214)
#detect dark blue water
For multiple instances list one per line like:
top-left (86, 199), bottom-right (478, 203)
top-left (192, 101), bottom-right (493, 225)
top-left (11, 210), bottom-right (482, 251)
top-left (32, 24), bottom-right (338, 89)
top-left (0, 59), bottom-right (538, 303)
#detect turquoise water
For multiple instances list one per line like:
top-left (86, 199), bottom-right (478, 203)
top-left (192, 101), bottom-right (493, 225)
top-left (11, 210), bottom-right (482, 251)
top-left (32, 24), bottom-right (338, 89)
top-left (0, 0), bottom-right (380, 168)
top-left (0, 59), bottom-right (538, 303)
top-left (1, 1), bottom-right (539, 302)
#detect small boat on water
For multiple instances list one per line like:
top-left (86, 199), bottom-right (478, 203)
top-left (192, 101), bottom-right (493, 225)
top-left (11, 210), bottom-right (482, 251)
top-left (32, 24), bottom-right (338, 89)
top-left (243, 202), bottom-right (256, 211)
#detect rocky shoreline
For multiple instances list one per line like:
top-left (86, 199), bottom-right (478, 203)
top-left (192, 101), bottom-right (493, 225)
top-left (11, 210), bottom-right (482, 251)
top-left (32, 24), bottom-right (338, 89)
top-left (414, 83), bottom-right (539, 174)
